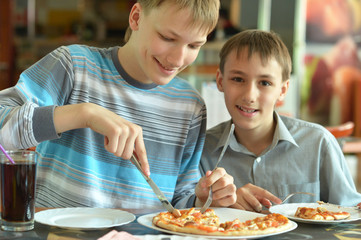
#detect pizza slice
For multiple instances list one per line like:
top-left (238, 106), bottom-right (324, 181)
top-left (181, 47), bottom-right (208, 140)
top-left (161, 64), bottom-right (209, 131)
top-left (220, 212), bottom-right (292, 235)
top-left (295, 206), bottom-right (350, 220)
top-left (152, 208), bottom-right (293, 236)
top-left (153, 208), bottom-right (220, 234)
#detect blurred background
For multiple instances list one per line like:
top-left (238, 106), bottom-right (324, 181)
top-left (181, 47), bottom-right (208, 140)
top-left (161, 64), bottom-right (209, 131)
top-left (1, 0), bottom-right (361, 190)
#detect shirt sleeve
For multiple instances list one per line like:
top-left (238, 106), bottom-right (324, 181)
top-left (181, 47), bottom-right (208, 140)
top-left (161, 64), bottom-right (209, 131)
top-left (172, 104), bottom-right (207, 208)
top-left (0, 46), bottom-right (74, 149)
top-left (320, 132), bottom-right (361, 206)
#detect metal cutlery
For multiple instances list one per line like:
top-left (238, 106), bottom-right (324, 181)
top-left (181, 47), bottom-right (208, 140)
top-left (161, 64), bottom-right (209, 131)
top-left (280, 192), bottom-right (316, 204)
top-left (200, 123), bottom-right (235, 213)
top-left (129, 154), bottom-right (175, 214)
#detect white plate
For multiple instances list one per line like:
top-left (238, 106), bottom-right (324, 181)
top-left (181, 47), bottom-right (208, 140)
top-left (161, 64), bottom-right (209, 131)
top-left (137, 208), bottom-right (297, 239)
top-left (35, 207), bottom-right (136, 230)
top-left (270, 203), bottom-right (361, 224)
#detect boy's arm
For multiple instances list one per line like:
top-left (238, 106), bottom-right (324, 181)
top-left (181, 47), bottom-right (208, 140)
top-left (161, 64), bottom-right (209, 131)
top-left (0, 46), bottom-right (73, 150)
top-left (171, 105), bottom-right (207, 209)
top-left (53, 103), bottom-right (149, 175)
top-left (320, 134), bottom-right (361, 206)
top-left (0, 46), bottom-right (150, 174)
top-left (231, 183), bottom-right (282, 212)
top-left (195, 168), bottom-right (236, 207)
top-left (196, 123), bottom-right (237, 207)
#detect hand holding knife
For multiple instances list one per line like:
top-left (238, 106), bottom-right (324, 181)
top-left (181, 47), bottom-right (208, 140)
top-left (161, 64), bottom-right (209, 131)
top-left (129, 153), bottom-right (181, 217)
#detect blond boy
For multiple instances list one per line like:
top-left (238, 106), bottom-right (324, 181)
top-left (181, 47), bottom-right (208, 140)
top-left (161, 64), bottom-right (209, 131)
top-left (0, 0), bottom-right (236, 209)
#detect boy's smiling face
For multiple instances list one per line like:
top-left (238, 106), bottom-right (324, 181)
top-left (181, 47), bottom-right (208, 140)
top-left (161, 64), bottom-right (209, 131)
top-left (127, 2), bottom-right (208, 85)
top-left (216, 48), bottom-right (289, 134)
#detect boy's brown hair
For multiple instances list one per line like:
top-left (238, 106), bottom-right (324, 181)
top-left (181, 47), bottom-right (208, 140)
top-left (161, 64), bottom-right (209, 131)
top-left (219, 29), bottom-right (292, 81)
top-left (124, 0), bottom-right (220, 42)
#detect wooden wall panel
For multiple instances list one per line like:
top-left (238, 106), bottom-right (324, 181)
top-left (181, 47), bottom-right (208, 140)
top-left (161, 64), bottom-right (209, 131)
top-left (0, 0), bottom-right (14, 90)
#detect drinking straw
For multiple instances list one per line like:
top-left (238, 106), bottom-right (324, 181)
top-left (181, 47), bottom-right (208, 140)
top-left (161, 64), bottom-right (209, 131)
top-left (0, 144), bottom-right (15, 164)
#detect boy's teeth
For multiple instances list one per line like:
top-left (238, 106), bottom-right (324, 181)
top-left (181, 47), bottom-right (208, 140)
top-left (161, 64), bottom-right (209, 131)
top-left (240, 107), bottom-right (255, 113)
top-left (161, 63), bottom-right (173, 71)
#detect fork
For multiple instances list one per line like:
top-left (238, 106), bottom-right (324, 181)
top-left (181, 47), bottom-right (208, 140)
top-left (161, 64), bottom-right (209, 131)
top-left (280, 192), bottom-right (316, 204)
top-left (200, 124), bottom-right (235, 213)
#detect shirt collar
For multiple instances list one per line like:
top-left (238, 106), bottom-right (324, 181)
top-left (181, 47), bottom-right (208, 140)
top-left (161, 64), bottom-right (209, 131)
top-left (214, 120), bottom-right (234, 152)
top-left (273, 112), bottom-right (298, 148)
top-left (213, 113), bottom-right (299, 154)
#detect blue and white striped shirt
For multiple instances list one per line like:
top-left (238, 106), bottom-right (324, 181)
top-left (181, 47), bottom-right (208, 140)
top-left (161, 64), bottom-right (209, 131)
top-left (0, 45), bottom-right (206, 209)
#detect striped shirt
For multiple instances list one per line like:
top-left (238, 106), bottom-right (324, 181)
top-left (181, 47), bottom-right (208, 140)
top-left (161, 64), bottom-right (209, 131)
top-left (0, 45), bottom-right (206, 209)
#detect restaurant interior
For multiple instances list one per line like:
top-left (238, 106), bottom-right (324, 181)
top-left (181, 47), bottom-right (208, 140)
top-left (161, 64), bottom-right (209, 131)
top-left (1, 0), bottom-right (361, 190)
top-left (1, 0), bottom-right (361, 239)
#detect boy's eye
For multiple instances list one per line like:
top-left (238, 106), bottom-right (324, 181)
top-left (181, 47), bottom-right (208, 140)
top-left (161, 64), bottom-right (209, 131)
top-left (260, 80), bottom-right (271, 86)
top-left (188, 44), bottom-right (201, 50)
top-left (159, 34), bottom-right (173, 41)
top-left (231, 77), bottom-right (244, 82)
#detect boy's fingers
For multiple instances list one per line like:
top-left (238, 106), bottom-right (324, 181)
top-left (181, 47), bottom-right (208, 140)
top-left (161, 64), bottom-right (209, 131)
top-left (104, 134), bottom-right (119, 154)
top-left (206, 168), bottom-right (227, 187)
top-left (199, 171), bottom-right (212, 188)
top-left (248, 184), bottom-right (281, 205)
top-left (236, 196), bottom-right (261, 212)
top-left (134, 135), bottom-right (150, 176)
top-left (260, 198), bottom-right (272, 208)
top-left (257, 189), bottom-right (282, 205)
top-left (243, 193), bottom-right (263, 212)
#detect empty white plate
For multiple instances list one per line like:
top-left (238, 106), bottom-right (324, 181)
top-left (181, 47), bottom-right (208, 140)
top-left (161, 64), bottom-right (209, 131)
top-left (35, 207), bottom-right (136, 230)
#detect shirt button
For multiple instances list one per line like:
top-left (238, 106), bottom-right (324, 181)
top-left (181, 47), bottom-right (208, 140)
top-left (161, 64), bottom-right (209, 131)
top-left (256, 157), bottom-right (261, 163)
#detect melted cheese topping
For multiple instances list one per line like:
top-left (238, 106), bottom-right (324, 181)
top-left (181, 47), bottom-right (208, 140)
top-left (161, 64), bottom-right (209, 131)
top-left (295, 207), bottom-right (350, 220)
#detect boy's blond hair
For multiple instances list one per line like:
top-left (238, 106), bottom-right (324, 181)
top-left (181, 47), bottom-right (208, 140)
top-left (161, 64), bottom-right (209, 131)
top-left (219, 29), bottom-right (292, 81)
top-left (124, 0), bottom-right (220, 42)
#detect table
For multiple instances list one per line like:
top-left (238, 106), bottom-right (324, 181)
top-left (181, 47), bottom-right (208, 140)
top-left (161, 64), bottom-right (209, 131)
top-left (0, 208), bottom-right (360, 240)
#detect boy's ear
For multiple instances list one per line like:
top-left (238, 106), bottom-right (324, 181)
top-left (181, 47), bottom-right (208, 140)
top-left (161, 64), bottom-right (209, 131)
top-left (216, 69), bottom-right (224, 92)
top-left (129, 3), bottom-right (142, 31)
top-left (278, 79), bottom-right (290, 101)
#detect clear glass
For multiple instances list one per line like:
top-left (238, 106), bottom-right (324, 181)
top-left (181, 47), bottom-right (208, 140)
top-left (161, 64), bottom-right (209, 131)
top-left (0, 150), bottom-right (37, 231)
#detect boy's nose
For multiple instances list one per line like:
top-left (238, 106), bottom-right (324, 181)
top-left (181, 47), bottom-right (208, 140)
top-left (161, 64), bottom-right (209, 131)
top-left (242, 84), bottom-right (257, 103)
top-left (166, 47), bottom-right (186, 68)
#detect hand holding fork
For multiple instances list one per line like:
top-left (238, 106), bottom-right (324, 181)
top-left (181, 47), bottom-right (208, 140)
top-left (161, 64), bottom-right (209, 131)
top-left (200, 124), bottom-right (235, 213)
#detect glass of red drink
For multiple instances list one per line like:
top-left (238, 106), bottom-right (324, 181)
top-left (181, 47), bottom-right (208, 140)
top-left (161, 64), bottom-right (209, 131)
top-left (0, 150), bottom-right (37, 231)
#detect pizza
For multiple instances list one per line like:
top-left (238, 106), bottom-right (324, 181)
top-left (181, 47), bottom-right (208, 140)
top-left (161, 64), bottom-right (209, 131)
top-left (152, 208), bottom-right (293, 236)
top-left (294, 206), bottom-right (350, 220)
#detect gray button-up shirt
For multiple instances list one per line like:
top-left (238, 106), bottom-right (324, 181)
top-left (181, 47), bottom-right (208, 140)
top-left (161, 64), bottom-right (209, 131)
top-left (200, 112), bottom-right (361, 206)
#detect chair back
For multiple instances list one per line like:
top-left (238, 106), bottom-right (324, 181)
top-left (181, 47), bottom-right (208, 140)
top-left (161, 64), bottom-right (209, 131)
top-left (325, 121), bottom-right (354, 139)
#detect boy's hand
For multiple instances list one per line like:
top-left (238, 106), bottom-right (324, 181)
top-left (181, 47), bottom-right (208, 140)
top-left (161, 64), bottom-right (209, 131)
top-left (54, 103), bottom-right (150, 176)
top-left (195, 168), bottom-right (236, 207)
top-left (231, 183), bottom-right (282, 212)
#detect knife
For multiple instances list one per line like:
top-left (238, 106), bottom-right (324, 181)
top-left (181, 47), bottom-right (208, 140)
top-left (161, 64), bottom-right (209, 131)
top-left (129, 154), bottom-right (175, 214)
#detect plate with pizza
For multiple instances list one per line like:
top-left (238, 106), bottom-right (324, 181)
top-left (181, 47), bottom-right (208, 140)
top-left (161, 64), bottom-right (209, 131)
top-left (137, 207), bottom-right (297, 239)
top-left (270, 202), bottom-right (361, 224)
